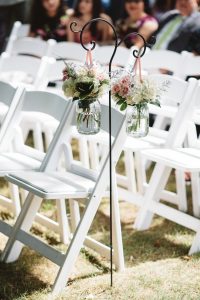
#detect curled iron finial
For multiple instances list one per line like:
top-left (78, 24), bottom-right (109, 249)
top-left (70, 18), bottom-right (118, 69)
top-left (118, 32), bottom-right (147, 58)
top-left (70, 17), bottom-right (151, 63)
top-left (70, 21), bottom-right (82, 33)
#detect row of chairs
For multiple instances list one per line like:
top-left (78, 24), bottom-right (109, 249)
top-left (1, 73), bottom-right (200, 295)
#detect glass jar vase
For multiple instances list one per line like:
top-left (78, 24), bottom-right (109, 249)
top-left (126, 103), bottom-right (149, 138)
top-left (76, 99), bottom-right (101, 135)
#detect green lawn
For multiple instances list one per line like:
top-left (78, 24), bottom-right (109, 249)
top-left (0, 156), bottom-right (199, 300)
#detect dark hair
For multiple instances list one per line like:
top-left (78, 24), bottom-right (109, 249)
top-left (30, 0), bottom-right (66, 31)
top-left (153, 0), bottom-right (175, 12)
top-left (73, 0), bottom-right (103, 37)
top-left (124, 0), bottom-right (152, 15)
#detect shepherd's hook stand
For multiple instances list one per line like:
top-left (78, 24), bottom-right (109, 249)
top-left (70, 18), bottom-right (154, 287)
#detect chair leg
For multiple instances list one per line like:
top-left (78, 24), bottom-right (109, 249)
top-left (189, 231), bottom-right (200, 255)
top-left (1, 193), bottom-right (42, 263)
top-left (56, 198), bottom-right (71, 244)
top-left (134, 164), bottom-right (172, 230)
top-left (69, 199), bottom-right (80, 233)
top-left (135, 152), bottom-right (145, 194)
top-left (191, 172), bottom-right (200, 217)
top-left (79, 137), bottom-right (90, 168)
top-left (175, 170), bottom-right (187, 212)
top-left (33, 123), bottom-right (44, 152)
top-left (52, 194), bottom-right (103, 296)
top-left (124, 149), bottom-right (136, 193)
top-left (9, 183), bottom-right (21, 217)
top-left (88, 141), bottom-right (100, 170)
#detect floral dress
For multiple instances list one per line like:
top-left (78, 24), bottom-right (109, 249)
top-left (116, 15), bottom-right (157, 48)
top-left (31, 13), bottom-right (68, 42)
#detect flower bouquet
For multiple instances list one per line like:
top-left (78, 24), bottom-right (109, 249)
top-left (112, 71), bottom-right (169, 137)
top-left (62, 60), bottom-right (110, 135)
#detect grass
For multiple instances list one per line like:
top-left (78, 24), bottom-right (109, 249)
top-left (0, 152), bottom-right (200, 299)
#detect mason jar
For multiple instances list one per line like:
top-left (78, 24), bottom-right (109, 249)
top-left (76, 99), bottom-right (101, 135)
top-left (126, 103), bottom-right (149, 138)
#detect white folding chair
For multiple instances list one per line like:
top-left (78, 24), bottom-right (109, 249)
top-left (140, 49), bottom-right (185, 77)
top-left (0, 90), bottom-right (71, 244)
top-left (0, 81), bottom-right (25, 215)
top-left (95, 45), bottom-right (131, 67)
top-left (5, 21), bottom-right (30, 54)
top-left (0, 52), bottom-right (53, 90)
top-left (1, 101), bottom-right (126, 296)
top-left (5, 37), bottom-right (56, 58)
top-left (132, 80), bottom-right (200, 255)
top-left (50, 41), bottom-right (89, 61)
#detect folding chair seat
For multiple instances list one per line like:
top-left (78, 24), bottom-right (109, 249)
top-left (1, 101), bottom-right (126, 296)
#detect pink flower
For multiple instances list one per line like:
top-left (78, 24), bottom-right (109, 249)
top-left (112, 84), bottom-right (120, 93)
top-left (62, 69), bottom-right (69, 81)
top-left (119, 85), bottom-right (129, 97)
top-left (97, 74), bottom-right (105, 81)
top-left (121, 76), bottom-right (130, 85)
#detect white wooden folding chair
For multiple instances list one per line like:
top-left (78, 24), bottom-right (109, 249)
top-left (0, 81), bottom-right (25, 215)
top-left (50, 41), bottom-right (89, 61)
top-left (140, 49), bottom-right (185, 77)
top-left (132, 80), bottom-right (200, 255)
top-left (95, 45), bottom-right (131, 67)
top-left (5, 37), bottom-right (56, 58)
top-left (0, 52), bottom-right (53, 90)
top-left (0, 89), bottom-right (71, 244)
top-left (5, 21), bottom-right (30, 53)
top-left (1, 101), bottom-right (126, 296)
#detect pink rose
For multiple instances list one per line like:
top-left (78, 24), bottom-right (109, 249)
top-left (113, 84), bottom-right (120, 93)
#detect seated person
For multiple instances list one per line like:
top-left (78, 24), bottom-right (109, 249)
top-left (153, 0), bottom-right (200, 54)
top-left (29, 0), bottom-right (69, 42)
top-left (116, 0), bottom-right (158, 48)
top-left (67, 0), bottom-right (113, 44)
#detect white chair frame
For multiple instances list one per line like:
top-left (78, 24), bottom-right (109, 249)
top-left (1, 101), bottom-right (126, 296)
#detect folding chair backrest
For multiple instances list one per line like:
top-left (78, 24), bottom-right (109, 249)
top-left (51, 41), bottom-right (87, 61)
top-left (0, 84), bottom-right (25, 150)
top-left (181, 53), bottom-right (200, 79)
top-left (41, 101), bottom-right (126, 174)
top-left (142, 74), bottom-right (189, 139)
top-left (5, 37), bottom-right (56, 58)
top-left (164, 77), bottom-right (198, 147)
top-left (0, 53), bottom-right (52, 89)
top-left (141, 49), bottom-right (184, 76)
top-left (95, 45), bottom-right (131, 67)
top-left (0, 90), bottom-right (69, 152)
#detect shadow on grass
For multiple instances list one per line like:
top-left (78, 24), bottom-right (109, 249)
top-left (0, 249), bottom-right (49, 300)
top-left (89, 207), bottom-right (194, 268)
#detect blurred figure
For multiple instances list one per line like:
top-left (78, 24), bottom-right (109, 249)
top-left (67, 0), bottom-right (113, 44)
top-left (154, 0), bottom-right (200, 54)
top-left (30, 0), bottom-right (69, 41)
top-left (152, 0), bottom-right (176, 21)
top-left (0, 0), bottom-right (26, 52)
top-left (116, 0), bottom-right (158, 48)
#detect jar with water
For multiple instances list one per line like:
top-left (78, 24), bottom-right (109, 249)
top-left (76, 99), bottom-right (101, 135)
top-left (126, 103), bottom-right (149, 138)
